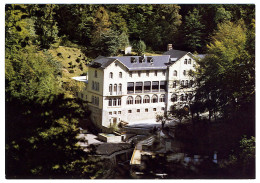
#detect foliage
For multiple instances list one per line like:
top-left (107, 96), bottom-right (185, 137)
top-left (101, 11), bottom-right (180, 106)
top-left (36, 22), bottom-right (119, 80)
top-left (132, 40), bottom-right (146, 55)
top-left (170, 105), bottom-right (189, 123)
top-left (181, 8), bottom-right (205, 52)
top-left (194, 21), bottom-right (254, 123)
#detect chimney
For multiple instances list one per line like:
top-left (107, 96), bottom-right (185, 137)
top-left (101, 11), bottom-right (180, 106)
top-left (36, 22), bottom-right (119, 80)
top-left (167, 44), bottom-right (173, 51)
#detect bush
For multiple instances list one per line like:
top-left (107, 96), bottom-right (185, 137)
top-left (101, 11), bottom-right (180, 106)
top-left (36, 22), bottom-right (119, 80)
top-left (69, 70), bottom-right (74, 73)
top-left (76, 58), bottom-right (80, 63)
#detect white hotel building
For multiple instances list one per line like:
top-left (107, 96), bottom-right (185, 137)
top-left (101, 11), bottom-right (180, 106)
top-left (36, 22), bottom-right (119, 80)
top-left (73, 46), bottom-right (205, 131)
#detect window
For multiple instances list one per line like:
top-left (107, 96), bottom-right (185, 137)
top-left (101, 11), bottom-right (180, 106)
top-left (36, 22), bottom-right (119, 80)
top-left (128, 110), bottom-right (132, 113)
top-left (185, 80), bottom-right (189, 87)
top-left (183, 70), bottom-right (186, 76)
top-left (92, 96), bottom-right (94, 104)
top-left (119, 84), bottom-right (122, 93)
top-left (92, 81), bottom-right (94, 90)
top-left (118, 111), bottom-right (121, 115)
top-left (114, 111), bottom-right (117, 114)
top-left (131, 57), bottom-right (136, 63)
top-left (97, 82), bottom-right (99, 91)
top-left (109, 72), bottom-right (113, 79)
top-left (95, 70), bottom-right (97, 78)
top-left (159, 94), bottom-right (165, 102)
top-left (163, 71), bottom-right (166, 76)
top-left (113, 98), bottom-right (117, 106)
top-left (135, 82), bottom-right (143, 93)
top-left (127, 96), bottom-right (133, 105)
top-left (160, 81), bottom-right (167, 92)
top-left (138, 71), bottom-right (141, 77)
top-left (173, 70), bottom-right (177, 76)
top-left (114, 84), bottom-right (117, 93)
top-left (146, 71), bottom-right (150, 76)
top-left (109, 98), bottom-right (112, 106)
top-left (190, 80), bottom-right (193, 87)
top-left (171, 94), bottom-right (177, 102)
top-left (137, 109), bottom-right (140, 112)
top-left (127, 82), bottom-right (134, 94)
top-left (118, 98), bottom-right (121, 106)
top-left (109, 112), bottom-right (112, 115)
top-left (144, 81), bottom-right (151, 92)
top-left (153, 108), bottom-right (157, 111)
top-left (135, 95), bottom-right (142, 104)
top-left (129, 72), bottom-right (132, 77)
top-left (109, 84), bottom-right (112, 94)
top-left (152, 81), bottom-right (159, 92)
top-left (143, 95), bottom-right (150, 103)
top-left (161, 107), bottom-right (165, 111)
top-left (188, 59), bottom-right (192, 64)
top-left (155, 70), bottom-right (158, 76)
top-left (119, 72), bottom-right (122, 78)
top-left (145, 108), bottom-right (148, 112)
top-left (184, 59), bottom-right (187, 64)
top-left (181, 80), bottom-right (185, 87)
top-left (152, 94), bottom-right (158, 103)
top-left (173, 81), bottom-right (177, 88)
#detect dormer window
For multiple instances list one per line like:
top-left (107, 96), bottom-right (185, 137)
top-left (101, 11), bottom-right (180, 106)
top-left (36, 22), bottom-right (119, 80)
top-left (131, 57), bottom-right (137, 63)
top-left (147, 57), bottom-right (153, 63)
top-left (139, 56), bottom-right (145, 63)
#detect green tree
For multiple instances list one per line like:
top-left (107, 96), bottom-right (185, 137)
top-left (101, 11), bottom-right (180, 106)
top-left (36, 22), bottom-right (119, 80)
top-left (182, 8), bottom-right (205, 52)
top-left (32, 4), bottom-right (59, 49)
top-left (170, 105), bottom-right (189, 123)
top-left (91, 6), bottom-right (111, 46)
top-left (133, 40), bottom-right (146, 55)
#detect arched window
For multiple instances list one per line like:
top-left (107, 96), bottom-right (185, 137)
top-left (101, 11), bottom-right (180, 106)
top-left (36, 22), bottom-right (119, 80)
top-left (109, 72), bottom-right (113, 79)
top-left (183, 70), bottom-right (186, 76)
top-left (171, 94), bottom-right (177, 102)
top-left (119, 72), bottom-right (122, 78)
top-left (152, 94), bottom-right (158, 103)
top-left (173, 70), bottom-right (177, 76)
top-left (127, 96), bottom-right (133, 105)
top-left (188, 59), bottom-right (192, 64)
top-left (118, 98), bottom-right (121, 106)
top-left (184, 59), bottom-right (187, 64)
top-left (159, 94), bottom-right (165, 102)
top-left (94, 70), bottom-right (98, 78)
top-left (109, 84), bottom-right (112, 94)
top-left (190, 80), bottom-right (193, 87)
top-left (173, 81), bottom-right (177, 88)
top-left (143, 95), bottom-right (150, 103)
top-left (185, 80), bottom-right (189, 87)
top-left (181, 80), bottom-right (185, 87)
top-left (113, 98), bottom-right (117, 106)
top-left (119, 84), bottom-right (122, 93)
top-left (114, 84), bottom-right (117, 93)
top-left (135, 95), bottom-right (142, 104)
top-left (108, 98), bottom-right (112, 106)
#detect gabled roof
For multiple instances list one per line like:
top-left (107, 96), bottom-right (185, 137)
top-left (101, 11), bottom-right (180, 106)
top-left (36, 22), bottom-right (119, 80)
top-left (163, 49), bottom-right (189, 60)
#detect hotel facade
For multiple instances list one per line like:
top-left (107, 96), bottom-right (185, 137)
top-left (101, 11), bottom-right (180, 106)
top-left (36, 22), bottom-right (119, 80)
top-left (73, 46), bottom-right (204, 130)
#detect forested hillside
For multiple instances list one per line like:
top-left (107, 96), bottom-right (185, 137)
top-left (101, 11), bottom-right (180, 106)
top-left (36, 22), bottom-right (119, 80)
top-left (5, 4), bottom-right (255, 178)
